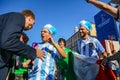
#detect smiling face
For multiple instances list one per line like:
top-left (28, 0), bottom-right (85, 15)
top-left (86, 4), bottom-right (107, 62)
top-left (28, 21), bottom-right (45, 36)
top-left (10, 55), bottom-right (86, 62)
top-left (79, 26), bottom-right (89, 39)
top-left (41, 28), bottom-right (52, 43)
top-left (21, 10), bottom-right (35, 31)
top-left (59, 41), bottom-right (65, 48)
top-left (24, 16), bottom-right (35, 30)
top-left (58, 38), bottom-right (66, 49)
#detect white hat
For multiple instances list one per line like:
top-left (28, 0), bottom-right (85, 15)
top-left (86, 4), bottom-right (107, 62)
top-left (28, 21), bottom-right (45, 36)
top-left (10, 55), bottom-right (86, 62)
top-left (79, 20), bottom-right (92, 31)
top-left (43, 24), bottom-right (57, 35)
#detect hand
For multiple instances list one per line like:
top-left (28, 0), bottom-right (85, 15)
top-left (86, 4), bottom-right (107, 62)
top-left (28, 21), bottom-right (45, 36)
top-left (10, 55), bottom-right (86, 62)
top-left (35, 45), bottom-right (45, 61)
top-left (22, 60), bottom-right (34, 68)
top-left (22, 62), bottom-right (29, 68)
top-left (48, 37), bottom-right (55, 45)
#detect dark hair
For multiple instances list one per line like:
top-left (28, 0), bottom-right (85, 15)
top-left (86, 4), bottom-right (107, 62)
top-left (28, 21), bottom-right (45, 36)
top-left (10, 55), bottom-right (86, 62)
top-left (58, 38), bottom-right (66, 46)
top-left (21, 10), bottom-right (35, 19)
top-left (21, 32), bottom-right (29, 44)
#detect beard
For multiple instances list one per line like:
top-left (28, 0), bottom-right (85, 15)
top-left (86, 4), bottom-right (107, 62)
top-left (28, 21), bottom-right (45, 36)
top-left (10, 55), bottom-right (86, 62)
top-left (24, 24), bottom-right (32, 31)
top-left (24, 26), bottom-right (32, 31)
top-left (80, 33), bottom-right (86, 38)
top-left (24, 28), bottom-right (28, 31)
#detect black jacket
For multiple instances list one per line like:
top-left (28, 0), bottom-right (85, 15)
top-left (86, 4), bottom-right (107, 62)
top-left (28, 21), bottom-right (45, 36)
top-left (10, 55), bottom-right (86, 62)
top-left (0, 12), bottom-right (36, 68)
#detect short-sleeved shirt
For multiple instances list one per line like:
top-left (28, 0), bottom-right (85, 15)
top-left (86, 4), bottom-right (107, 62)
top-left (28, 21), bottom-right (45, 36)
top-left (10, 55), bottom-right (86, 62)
top-left (77, 36), bottom-right (105, 59)
top-left (57, 48), bottom-right (71, 70)
top-left (28, 42), bottom-right (60, 80)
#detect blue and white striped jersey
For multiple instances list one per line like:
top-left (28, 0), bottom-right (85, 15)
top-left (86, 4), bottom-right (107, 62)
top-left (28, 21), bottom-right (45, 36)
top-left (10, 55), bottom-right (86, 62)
top-left (28, 42), bottom-right (60, 80)
top-left (77, 36), bottom-right (105, 59)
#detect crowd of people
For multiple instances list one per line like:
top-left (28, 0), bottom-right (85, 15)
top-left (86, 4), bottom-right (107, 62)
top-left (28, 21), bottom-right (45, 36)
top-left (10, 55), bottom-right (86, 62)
top-left (0, 0), bottom-right (120, 80)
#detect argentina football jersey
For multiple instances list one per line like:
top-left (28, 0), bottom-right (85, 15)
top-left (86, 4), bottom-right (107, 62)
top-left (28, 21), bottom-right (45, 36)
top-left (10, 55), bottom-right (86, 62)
top-left (77, 36), bottom-right (105, 60)
top-left (28, 42), bottom-right (60, 80)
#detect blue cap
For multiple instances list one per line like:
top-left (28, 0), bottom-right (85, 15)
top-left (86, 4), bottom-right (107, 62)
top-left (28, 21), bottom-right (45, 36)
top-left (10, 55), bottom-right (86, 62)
top-left (79, 20), bottom-right (92, 31)
top-left (43, 24), bottom-right (57, 35)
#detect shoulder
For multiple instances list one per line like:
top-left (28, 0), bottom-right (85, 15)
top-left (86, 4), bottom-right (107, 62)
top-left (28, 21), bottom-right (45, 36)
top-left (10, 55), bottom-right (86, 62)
top-left (89, 37), bottom-right (99, 42)
top-left (77, 39), bottom-right (82, 44)
top-left (10, 12), bottom-right (24, 19)
top-left (1, 12), bottom-right (25, 24)
top-left (65, 48), bottom-right (71, 51)
top-left (1, 12), bottom-right (23, 17)
top-left (0, 12), bottom-right (24, 20)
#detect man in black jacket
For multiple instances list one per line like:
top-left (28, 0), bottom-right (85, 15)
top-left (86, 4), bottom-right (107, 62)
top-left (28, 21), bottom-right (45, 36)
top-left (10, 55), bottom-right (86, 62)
top-left (0, 10), bottom-right (45, 80)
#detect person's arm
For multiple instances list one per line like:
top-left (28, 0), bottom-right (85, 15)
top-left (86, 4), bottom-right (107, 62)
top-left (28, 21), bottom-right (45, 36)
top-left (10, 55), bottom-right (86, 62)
top-left (102, 50), bottom-right (120, 65)
top-left (22, 46), bottom-right (45, 68)
top-left (95, 39), bottom-right (107, 58)
top-left (0, 12), bottom-right (45, 60)
top-left (53, 43), bottom-right (67, 58)
top-left (22, 59), bottom-right (31, 68)
top-left (86, 0), bottom-right (118, 19)
top-left (48, 38), bottom-right (67, 58)
top-left (103, 52), bottom-right (107, 57)
top-left (107, 50), bottom-right (120, 61)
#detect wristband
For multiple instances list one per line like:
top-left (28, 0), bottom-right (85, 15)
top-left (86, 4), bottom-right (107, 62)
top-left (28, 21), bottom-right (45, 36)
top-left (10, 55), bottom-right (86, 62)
top-left (53, 43), bottom-right (58, 47)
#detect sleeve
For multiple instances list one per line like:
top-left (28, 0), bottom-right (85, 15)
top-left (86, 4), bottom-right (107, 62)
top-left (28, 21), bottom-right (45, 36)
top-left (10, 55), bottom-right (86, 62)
top-left (1, 34), bottom-right (36, 60)
top-left (95, 39), bottom-right (105, 53)
top-left (0, 13), bottom-right (36, 60)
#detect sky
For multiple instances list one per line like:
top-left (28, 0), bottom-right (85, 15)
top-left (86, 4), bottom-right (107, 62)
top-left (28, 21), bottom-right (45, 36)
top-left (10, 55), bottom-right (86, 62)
top-left (0, 0), bottom-right (111, 45)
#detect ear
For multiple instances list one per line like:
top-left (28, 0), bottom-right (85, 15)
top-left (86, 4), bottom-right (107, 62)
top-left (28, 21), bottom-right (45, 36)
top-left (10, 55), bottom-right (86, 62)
top-left (49, 34), bottom-right (52, 37)
top-left (86, 30), bottom-right (89, 33)
top-left (87, 30), bottom-right (90, 35)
